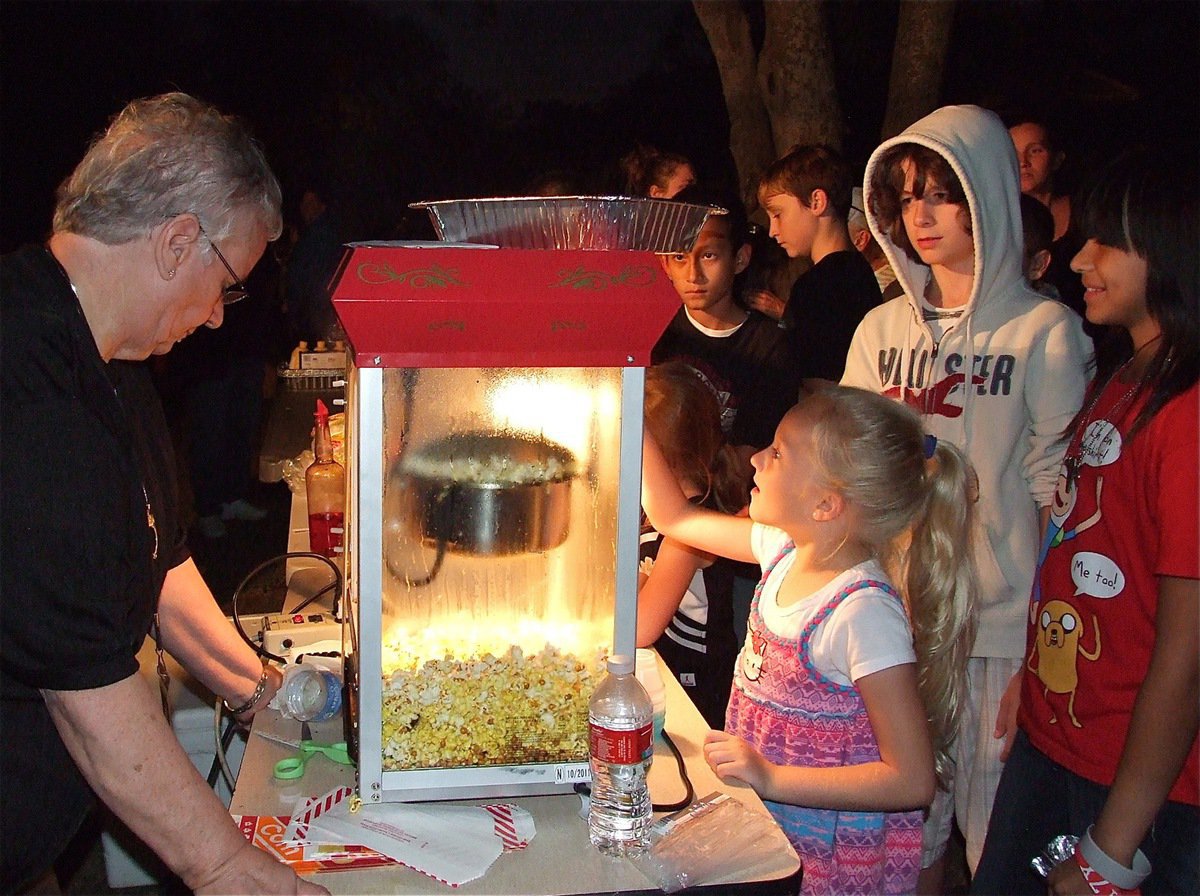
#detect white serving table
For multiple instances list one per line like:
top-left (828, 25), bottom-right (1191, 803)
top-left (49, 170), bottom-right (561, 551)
top-left (230, 649), bottom-right (799, 895)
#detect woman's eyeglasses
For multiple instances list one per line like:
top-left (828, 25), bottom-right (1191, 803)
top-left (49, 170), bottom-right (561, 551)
top-left (197, 223), bottom-right (250, 305)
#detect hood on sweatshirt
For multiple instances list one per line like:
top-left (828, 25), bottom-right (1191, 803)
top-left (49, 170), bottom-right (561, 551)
top-left (863, 105), bottom-right (1027, 322)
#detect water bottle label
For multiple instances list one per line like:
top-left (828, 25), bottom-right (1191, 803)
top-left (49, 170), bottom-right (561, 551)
top-left (589, 721), bottom-right (652, 764)
top-left (312, 672), bottom-right (343, 721)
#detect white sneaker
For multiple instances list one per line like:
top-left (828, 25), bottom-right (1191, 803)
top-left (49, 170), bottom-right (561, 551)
top-left (197, 514), bottom-right (227, 539)
top-left (220, 499), bottom-right (269, 522)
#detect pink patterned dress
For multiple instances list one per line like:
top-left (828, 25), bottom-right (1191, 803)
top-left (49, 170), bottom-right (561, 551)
top-left (726, 542), bottom-right (923, 895)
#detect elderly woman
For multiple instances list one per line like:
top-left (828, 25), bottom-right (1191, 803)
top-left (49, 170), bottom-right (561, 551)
top-left (1, 93), bottom-right (328, 895)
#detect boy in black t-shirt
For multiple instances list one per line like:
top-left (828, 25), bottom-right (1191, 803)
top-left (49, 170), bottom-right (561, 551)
top-left (750, 145), bottom-right (882, 385)
top-left (651, 190), bottom-right (801, 457)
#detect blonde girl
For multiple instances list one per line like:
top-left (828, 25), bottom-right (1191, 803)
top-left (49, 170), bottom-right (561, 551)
top-left (641, 385), bottom-right (977, 896)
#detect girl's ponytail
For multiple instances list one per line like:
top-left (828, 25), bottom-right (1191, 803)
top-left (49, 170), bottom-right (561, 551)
top-left (903, 440), bottom-right (979, 787)
top-left (805, 387), bottom-right (980, 788)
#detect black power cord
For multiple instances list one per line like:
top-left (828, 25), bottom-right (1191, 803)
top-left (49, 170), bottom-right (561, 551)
top-left (574, 730), bottom-right (696, 814)
top-left (652, 730), bottom-right (695, 813)
top-left (230, 551), bottom-right (344, 664)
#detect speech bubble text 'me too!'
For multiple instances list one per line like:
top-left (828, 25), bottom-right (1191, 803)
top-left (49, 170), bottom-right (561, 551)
top-left (1071, 551), bottom-right (1125, 599)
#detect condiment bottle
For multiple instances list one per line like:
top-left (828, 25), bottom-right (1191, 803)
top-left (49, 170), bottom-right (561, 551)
top-left (306, 398), bottom-right (345, 561)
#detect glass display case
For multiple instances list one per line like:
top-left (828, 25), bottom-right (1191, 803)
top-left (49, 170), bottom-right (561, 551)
top-left (331, 242), bottom-right (685, 801)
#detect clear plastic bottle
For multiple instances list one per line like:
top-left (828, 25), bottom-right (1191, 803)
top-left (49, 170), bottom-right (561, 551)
top-left (280, 665), bottom-right (343, 722)
top-left (306, 398), bottom-right (345, 560)
top-left (588, 654), bottom-right (654, 856)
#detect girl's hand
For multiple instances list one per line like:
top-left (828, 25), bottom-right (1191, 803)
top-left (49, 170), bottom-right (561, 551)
top-left (703, 730), bottom-right (775, 795)
top-left (1046, 857), bottom-right (1097, 895)
top-left (744, 289), bottom-right (786, 321)
top-left (994, 669), bottom-right (1022, 761)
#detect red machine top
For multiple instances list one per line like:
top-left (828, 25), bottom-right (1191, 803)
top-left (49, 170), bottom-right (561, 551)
top-left (329, 245), bottom-right (682, 368)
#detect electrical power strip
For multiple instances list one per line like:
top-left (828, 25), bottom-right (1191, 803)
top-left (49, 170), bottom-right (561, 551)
top-left (254, 611), bottom-right (343, 659)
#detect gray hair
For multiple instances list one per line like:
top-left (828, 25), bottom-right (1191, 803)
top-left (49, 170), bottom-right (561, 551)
top-left (53, 92), bottom-right (282, 246)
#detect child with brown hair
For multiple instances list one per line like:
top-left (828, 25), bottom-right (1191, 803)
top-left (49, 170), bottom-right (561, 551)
top-left (637, 360), bottom-right (750, 728)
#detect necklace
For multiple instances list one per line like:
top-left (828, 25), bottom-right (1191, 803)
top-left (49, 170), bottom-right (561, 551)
top-left (1063, 336), bottom-right (1162, 485)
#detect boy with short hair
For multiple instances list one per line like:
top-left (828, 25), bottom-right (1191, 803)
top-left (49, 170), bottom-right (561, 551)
top-left (651, 189), bottom-right (800, 456)
top-left (757, 144), bottom-right (882, 384)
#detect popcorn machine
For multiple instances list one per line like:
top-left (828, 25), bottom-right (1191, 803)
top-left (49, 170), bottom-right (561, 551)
top-left (329, 199), bottom-right (715, 803)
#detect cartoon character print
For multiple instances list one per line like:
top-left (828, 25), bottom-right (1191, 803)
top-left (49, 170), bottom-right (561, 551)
top-left (1027, 598), bottom-right (1101, 727)
top-left (743, 627), bottom-right (767, 681)
top-left (1032, 471), bottom-right (1105, 612)
top-left (1043, 470), bottom-right (1105, 562)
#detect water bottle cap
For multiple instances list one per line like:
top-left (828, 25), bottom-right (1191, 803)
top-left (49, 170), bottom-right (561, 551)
top-left (607, 654), bottom-right (634, 675)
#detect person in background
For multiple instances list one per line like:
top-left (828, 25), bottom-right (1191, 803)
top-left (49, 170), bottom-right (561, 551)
top-left (637, 360), bottom-right (751, 729)
top-left (522, 167), bottom-right (583, 196)
top-left (848, 186), bottom-right (900, 299)
top-left (974, 148), bottom-right (1198, 896)
top-left (651, 187), bottom-right (801, 461)
top-left (173, 253), bottom-right (283, 540)
top-left (750, 144), bottom-right (883, 386)
top-left (0, 92), bottom-right (327, 896)
top-left (1019, 192), bottom-right (1061, 300)
top-left (284, 180), bottom-right (345, 345)
top-left (641, 385), bottom-right (978, 896)
top-left (1008, 115), bottom-right (1086, 317)
top-left (620, 143), bottom-right (696, 198)
top-left (842, 105), bottom-right (1092, 890)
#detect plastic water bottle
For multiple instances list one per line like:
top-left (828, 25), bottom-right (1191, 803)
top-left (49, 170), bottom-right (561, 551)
top-left (280, 666), bottom-right (342, 722)
top-left (588, 654), bottom-right (654, 856)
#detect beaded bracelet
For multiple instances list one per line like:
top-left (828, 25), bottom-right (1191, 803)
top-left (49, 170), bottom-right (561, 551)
top-left (223, 667), bottom-right (271, 716)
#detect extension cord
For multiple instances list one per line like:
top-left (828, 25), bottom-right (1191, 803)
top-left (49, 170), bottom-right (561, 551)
top-left (257, 611), bottom-right (343, 659)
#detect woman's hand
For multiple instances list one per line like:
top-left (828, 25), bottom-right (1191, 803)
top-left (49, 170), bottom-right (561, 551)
top-left (703, 730), bottom-right (776, 795)
top-left (233, 664), bottom-right (284, 725)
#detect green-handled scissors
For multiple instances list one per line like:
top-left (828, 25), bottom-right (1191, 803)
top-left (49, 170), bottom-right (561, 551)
top-left (270, 722), bottom-right (353, 779)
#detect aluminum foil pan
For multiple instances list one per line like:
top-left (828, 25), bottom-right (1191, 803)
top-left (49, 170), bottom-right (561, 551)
top-left (409, 196), bottom-right (725, 253)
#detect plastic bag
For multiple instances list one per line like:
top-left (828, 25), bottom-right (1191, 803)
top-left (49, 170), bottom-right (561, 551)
top-left (632, 792), bottom-right (796, 893)
top-left (281, 449), bottom-right (315, 495)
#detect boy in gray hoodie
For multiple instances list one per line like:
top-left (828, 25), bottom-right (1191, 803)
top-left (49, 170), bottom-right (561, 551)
top-left (842, 105), bottom-right (1093, 881)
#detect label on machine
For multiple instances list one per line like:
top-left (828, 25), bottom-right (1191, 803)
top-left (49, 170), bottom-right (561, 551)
top-left (554, 763), bottom-right (593, 785)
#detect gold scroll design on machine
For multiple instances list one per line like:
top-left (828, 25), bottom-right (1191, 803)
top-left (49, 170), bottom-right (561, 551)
top-left (551, 266), bottom-right (655, 290)
top-left (357, 262), bottom-right (466, 288)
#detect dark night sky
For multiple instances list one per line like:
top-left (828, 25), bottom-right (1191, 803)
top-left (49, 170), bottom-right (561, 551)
top-left (3, 0), bottom-right (1197, 253)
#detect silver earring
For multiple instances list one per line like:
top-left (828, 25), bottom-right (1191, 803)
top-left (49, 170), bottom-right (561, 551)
top-left (167, 269), bottom-right (176, 279)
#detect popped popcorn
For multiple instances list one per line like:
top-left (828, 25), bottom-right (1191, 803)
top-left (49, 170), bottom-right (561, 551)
top-left (380, 638), bottom-right (607, 770)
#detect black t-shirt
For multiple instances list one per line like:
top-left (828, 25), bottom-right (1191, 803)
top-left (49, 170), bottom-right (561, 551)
top-left (651, 308), bottom-right (800, 450)
top-left (780, 249), bottom-right (882, 382)
top-left (1, 245), bottom-right (187, 889)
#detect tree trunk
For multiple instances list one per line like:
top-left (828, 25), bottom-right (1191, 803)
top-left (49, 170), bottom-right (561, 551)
top-left (758, 0), bottom-right (842, 153)
top-left (691, 0), bottom-right (777, 211)
top-left (882, 0), bottom-right (956, 139)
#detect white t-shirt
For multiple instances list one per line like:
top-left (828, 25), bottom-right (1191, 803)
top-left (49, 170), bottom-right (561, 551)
top-left (750, 523), bottom-right (916, 688)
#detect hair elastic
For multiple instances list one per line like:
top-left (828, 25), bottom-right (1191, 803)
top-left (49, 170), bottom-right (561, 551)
top-left (923, 434), bottom-right (938, 459)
